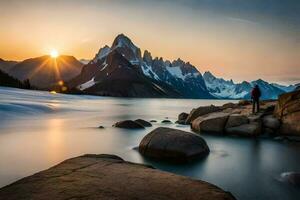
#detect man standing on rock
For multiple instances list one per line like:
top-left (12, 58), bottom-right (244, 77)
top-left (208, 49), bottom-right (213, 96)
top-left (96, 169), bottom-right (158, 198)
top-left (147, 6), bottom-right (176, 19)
top-left (251, 85), bottom-right (261, 114)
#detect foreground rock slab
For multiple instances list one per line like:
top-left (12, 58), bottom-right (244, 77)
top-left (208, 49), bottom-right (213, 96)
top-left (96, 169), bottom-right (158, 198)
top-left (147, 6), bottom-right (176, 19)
top-left (139, 127), bottom-right (210, 162)
top-left (0, 154), bottom-right (235, 200)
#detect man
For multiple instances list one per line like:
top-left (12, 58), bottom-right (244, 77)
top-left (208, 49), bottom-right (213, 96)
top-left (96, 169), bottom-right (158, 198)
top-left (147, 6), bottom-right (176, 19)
top-left (251, 85), bottom-right (261, 114)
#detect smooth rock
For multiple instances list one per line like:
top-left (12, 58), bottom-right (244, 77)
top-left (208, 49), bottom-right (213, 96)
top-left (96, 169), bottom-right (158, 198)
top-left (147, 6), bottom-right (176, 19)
top-left (263, 115), bottom-right (280, 130)
top-left (139, 127), bottom-right (210, 162)
top-left (150, 120), bottom-right (157, 123)
top-left (225, 114), bottom-right (249, 128)
top-left (226, 122), bottom-right (261, 137)
top-left (263, 127), bottom-right (276, 135)
top-left (248, 114), bottom-right (263, 123)
top-left (0, 154), bottom-right (236, 200)
top-left (161, 119), bottom-right (172, 124)
top-left (185, 105), bottom-right (221, 124)
top-left (192, 112), bottom-right (230, 134)
top-left (113, 120), bottom-right (145, 129)
top-left (279, 172), bottom-right (300, 186)
top-left (177, 112), bottom-right (189, 124)
top-left (134, 119), bottom-right (152, 127)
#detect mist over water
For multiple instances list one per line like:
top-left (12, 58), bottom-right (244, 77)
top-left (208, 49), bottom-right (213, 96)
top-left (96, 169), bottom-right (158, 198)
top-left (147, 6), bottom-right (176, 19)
top-left (0, 86), bottom-right (299, 200)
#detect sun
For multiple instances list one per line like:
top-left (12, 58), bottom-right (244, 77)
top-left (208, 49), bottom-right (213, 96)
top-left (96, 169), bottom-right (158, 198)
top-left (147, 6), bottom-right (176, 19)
top-left (50, 50), bottom-right (59, 58)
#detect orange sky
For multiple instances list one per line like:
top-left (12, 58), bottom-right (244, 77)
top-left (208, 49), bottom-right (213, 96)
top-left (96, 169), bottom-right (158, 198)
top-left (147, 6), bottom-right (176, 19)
top-left (0, 0), bottom-right (299, 84)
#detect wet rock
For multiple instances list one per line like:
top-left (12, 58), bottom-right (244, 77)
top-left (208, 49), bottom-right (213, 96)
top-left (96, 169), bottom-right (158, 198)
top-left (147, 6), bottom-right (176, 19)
top-left (150, 120), bottom-right (157, 123)
top-left (161, 119), bottom-right (172, 124)
top-left (177, 112), bottom-right (189, 124)
top-left (139, 127), bottom-right (209, 162)
top-left (192, 112), bottom-right (229, 134)
top-left (113, 120), bottom-right (145, 129)
top-left (0, 154), bottom-right (235, 200)
top-left (274, 90), bottom-right (300, 135)
top-left (263, 127), bottom-right (276, 135)
top-left (185, 105), bottom-right (221, 124)
top-left (263, 115), bottom-right (280, 130)
top-left (134, 119), bottom-right (152, 127)
top-left (98, 126), bottom-right (105, 129)
top-left (279, 172), bottom-right (300, 186)
top-left (225, 122), bottom-right (261, 137)
top-left (225, 114), bottom-right (249, 128)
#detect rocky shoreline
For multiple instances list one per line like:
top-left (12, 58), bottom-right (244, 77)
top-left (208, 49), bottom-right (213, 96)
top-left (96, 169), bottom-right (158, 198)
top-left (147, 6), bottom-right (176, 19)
top-left (0, 90), bottom-right (299, 199)
top-left (177, 89), bottom-right (300, 137)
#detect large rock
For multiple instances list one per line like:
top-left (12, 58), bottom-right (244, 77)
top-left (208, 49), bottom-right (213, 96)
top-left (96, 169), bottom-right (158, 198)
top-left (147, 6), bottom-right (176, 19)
top-left (113, 120), bottom-right (145, 129)
top-left (139, 127), bottom-right (209, 162)
top-left (274, 90), bottom-right (300, 135)
top-left (134, 119), bottom-right (152, 127)
top-left (225, 122), bottom-right (261, 137)
top-left (0, 154), bottom-right (236, 200)
top-left (263, 115), bottom-right (280, 130)
top-left (279, 172), bottom-right (300, 186)
top-left (225, 114), bottom-right (249, 128)
top-left (192, 112), bottom-right (230, 134)
top-left (185, 105), bottom-right (221, 124)
top-left (177, 112), bottom-right (189, 124)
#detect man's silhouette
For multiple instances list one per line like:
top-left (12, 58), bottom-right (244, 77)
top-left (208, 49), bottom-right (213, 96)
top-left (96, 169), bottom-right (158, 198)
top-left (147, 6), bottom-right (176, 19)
top-left (251, 85), bottom-right (261, 114)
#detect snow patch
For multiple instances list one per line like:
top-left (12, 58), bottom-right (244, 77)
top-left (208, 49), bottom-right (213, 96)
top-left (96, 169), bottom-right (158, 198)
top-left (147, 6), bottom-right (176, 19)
top-left (77, 78), bottom-right (96, 91)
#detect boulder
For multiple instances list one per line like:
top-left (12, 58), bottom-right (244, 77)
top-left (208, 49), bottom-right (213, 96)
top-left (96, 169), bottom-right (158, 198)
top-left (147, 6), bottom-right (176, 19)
top-left (0, 154), bottom-right (235, 200)
top-left (134, 119), bottom-right (152, 127)
top-left (225, 122), bottom-right (261, 137)
top-left (248, 114), bottom-right (263, 123)
top-left (262, 115), bottom-right (280, 130)
top-left (177, 112), bottom-right (189, 124)
top-left (161, 119), bottom-right (172, 124)
top-left (274, 90), bottom-right (300, 135)
top-left (263, 127), bottom-right (276, 135)
top-left (192, 112), bottom-right (230, 134)
top-left (279, 172), bottom-right (300, 186)
top-left (185, 105), bottom-right (221, 124)
top-left (225, 114), bottom-right (249, 128)
top-left (113, 120), bottom-right (145, 129)
top-left (139, 127), bottom-right (209, 162)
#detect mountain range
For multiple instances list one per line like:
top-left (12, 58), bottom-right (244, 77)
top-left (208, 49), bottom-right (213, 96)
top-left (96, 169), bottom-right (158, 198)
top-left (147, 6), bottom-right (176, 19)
top-left (0, 34), bottom-right (298, 99)
top-left (68, 34), bottom-right (212, 98)
top-left (203, 71), bottom-right (297, 99)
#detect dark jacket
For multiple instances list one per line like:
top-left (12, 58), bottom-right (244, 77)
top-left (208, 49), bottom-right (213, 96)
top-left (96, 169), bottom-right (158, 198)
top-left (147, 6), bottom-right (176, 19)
top-left (251, 86), bottom-right (261, 100)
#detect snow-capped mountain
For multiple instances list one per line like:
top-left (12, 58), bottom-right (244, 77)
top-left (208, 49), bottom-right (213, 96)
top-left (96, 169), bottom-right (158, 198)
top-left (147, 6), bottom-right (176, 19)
top-left (203, 71), bottom-right (293, 99)
top-left (271, 83), bottom-right (297, 93)
top-left (68, 34), bottom-right (212, 98)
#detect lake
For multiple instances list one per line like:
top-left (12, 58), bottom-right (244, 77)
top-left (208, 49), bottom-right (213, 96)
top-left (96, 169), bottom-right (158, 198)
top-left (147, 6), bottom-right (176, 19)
top-left (0, 86), bottom-right (299, 200)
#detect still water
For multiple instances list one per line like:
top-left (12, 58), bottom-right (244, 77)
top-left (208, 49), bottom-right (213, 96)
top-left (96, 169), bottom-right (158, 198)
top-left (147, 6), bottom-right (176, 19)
top-left (0, 87), bottom-right (299, 200)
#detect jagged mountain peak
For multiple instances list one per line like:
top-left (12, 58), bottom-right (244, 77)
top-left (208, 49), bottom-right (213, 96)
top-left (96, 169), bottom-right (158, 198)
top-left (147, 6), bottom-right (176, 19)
top-left (71, 34), bottom-right (212, 98)
top-left (112, 34), bottom-right (137, 50)
top-left (93, 45), bottom-right (111, 63)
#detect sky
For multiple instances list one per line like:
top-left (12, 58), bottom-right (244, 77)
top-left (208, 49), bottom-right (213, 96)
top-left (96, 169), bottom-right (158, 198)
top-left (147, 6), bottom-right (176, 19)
top-left (0, 0), bottom-right (299, 84)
